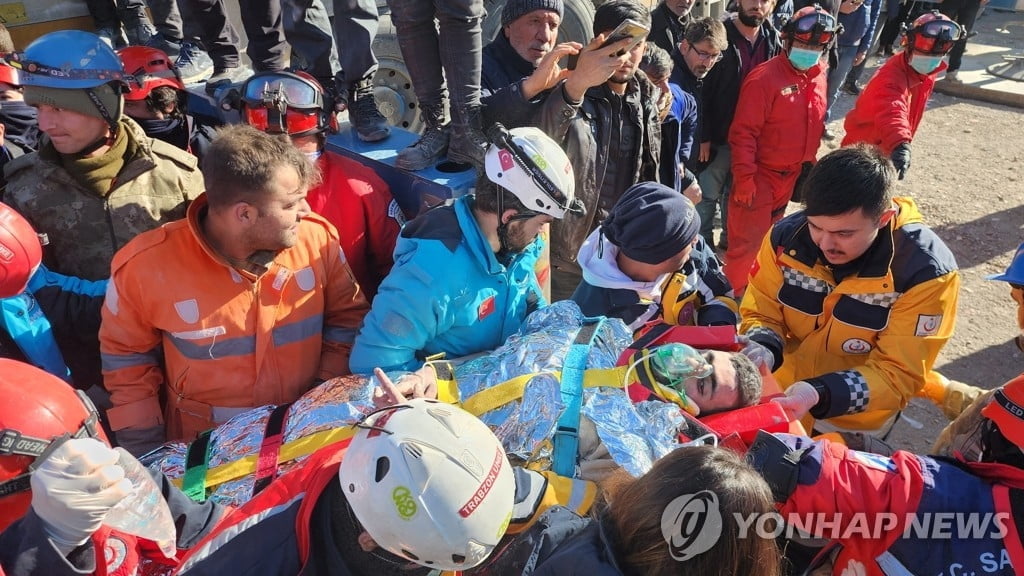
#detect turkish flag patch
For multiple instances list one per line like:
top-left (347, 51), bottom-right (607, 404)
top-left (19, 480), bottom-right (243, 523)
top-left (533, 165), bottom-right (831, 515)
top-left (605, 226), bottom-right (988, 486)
top-left (498, 149), bottom-right (515, 171)
top-left (478, 296), bottom-right (496, 320)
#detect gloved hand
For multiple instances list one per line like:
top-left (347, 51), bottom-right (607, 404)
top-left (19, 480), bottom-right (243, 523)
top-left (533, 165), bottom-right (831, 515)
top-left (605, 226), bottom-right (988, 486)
top-left (30, 438), bottom-right (131, 551)
top-left (891, 142), bottom-right (911, 180)
top-left (772, 381), bottom-right (820, 421)
top-left (737, 335), bottom-right (775, 371)
top-left (730, 178), bottom-right (757, 208)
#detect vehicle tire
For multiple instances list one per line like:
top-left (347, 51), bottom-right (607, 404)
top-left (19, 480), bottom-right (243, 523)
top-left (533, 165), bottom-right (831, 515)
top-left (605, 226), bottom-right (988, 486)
top-left (371, 13), bottom-right (424, 132)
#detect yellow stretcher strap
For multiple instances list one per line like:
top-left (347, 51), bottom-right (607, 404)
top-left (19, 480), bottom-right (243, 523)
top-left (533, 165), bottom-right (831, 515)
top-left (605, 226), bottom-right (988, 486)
top-left (171, 425), bottom-right (358, 492)
top-left (460, 366), bottom-right (631, 417)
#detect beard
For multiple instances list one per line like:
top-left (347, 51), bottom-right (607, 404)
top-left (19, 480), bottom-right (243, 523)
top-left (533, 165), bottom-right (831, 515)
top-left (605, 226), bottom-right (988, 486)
top-left (738, 9), bottom-right (765, 27)
top-left (501, 219), bottom-right (537, 256)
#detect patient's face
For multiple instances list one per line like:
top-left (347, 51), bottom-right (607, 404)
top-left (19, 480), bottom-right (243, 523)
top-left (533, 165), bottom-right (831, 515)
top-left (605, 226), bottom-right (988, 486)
top-left (681, 350), bottom-right (742, 414)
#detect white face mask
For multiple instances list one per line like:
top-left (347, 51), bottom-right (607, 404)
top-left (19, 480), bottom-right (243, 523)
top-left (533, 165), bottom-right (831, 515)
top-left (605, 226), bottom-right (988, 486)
top-left (787, 46), bottom-right (823, 70)
top-left (909, 53), bottom-right (944, 75)
top-left (304, 149), bottom-right (323, 162)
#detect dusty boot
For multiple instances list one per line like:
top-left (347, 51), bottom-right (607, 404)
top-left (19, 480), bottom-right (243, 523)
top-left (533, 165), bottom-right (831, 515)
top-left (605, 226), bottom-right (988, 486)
top-left (396, 105), bottom-right (449, 171)
top-left (348, 78), bottom-right (391, 143)
top-left (121, 4), bottom-right (157, 45)
top-left (447, 105), bottom-right (488, 169)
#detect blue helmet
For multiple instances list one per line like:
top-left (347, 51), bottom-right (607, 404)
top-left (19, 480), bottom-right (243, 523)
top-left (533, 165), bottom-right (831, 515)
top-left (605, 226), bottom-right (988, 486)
top-left (14, 30), bottom-right (127, 90)
top-left (987, 242), bottom-right (1024, 285)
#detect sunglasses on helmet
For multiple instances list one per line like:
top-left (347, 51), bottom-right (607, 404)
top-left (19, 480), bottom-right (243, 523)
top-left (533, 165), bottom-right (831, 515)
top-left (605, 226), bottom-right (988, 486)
top-left (909, 19), bottom-right (963, 55)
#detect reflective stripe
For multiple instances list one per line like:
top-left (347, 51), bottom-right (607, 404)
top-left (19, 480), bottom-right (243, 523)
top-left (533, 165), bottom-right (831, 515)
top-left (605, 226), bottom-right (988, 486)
top-left (566, 479), bottom-right (588, 513)
top-left (101, 348), bottom-right (161, 371)
top-left (177, 493), bottom-right (305, 573)
top-left (272, 314), bottom-right (323, 348)
top-left (323, 325), bottom-right (357, 344)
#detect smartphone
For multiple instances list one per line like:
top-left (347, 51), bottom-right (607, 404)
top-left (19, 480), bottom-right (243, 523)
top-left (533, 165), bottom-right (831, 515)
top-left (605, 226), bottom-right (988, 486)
top-left (598, 18), bottom-right (650, 56)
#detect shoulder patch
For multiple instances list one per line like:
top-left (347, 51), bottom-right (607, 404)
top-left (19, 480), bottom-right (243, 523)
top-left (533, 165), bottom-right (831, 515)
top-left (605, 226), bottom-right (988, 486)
top-left (914, 314), bottom-right (943, 336)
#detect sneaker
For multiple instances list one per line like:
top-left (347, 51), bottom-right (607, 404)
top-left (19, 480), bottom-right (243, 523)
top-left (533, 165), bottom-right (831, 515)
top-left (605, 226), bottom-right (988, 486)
top-left (840, 82), bottom-right (861, 96)
top-left (97, 27), bottom-right (128, 50)
top-left (205, 65), bottom-right (250, 95)
top-left (177, 42), bottom-right (215, 84)
top-left (396, 125), bottom-right (450, 171)
top-left (349, 80), bottom-right (391, 142)
top-left (146, 33), bottom-right (182, 60)
top-left (822, 127), bottom-right (837, 141)
top-left (944, 70), bottom-right (962, 83)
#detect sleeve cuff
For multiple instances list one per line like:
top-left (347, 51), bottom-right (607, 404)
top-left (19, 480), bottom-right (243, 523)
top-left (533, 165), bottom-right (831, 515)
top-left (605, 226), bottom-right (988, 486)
top-left (106, 396), bottom-right (164, 431)
top-left (746, 327), bottom-right (784, 372)
top-left (807, 370), bottom-right (868, 420)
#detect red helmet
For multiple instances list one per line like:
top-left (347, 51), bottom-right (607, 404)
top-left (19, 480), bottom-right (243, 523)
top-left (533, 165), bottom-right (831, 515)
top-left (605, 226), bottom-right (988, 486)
top-left (117, 45), bottom-right (185, 101)
top-left (0, 63), bottom-right (20, 87)
top-left (0, 202), bottom-right (42, 299)
top-left (0, 359), bottom-right (107, 531)
top-left (783, 5), bottom-right (839, 49)
top-left (905, 11), bottom-right (963, 56)
top-left (240, 70), bottom-right (337, 137)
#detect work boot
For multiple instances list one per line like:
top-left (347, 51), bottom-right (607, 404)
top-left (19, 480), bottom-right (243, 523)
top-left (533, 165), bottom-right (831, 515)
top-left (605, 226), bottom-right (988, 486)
top-left (396, 105), bottom-right (450, 171)
top-left (175, 42), bottom-right (215, 84)
top-left (840, 82), bottom-right (861, 96)
top-left (97, 27), bottom-right (128, 49)
top-left (447, 105), bottom-right (487, 169)
top-left (146, 33), bottom-right (182, 60)
top-left (348, 78), bottom-right (390, 142)
top-left (205, 65), bottom-right (250, 95)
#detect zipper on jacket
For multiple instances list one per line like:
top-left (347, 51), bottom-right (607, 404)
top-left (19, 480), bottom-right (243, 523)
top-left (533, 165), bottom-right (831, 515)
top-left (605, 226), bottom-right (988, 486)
top-left (103, 190), bottom-right (119, 257)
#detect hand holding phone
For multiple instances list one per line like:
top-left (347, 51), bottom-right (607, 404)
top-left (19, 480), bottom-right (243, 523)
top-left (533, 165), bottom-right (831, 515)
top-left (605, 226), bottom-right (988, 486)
top-left (598, 18), bottom-right (650, 57)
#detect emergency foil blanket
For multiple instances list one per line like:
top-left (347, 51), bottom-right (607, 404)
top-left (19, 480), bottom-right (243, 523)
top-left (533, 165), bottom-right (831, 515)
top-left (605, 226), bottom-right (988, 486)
top-left (142, 301), bottom-right (684, 505)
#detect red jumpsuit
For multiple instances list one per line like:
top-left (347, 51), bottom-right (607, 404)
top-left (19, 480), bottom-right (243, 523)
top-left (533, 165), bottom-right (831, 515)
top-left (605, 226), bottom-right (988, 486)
top-left (725, 55), bottom-right (827, 293)
top-left (307, 152), bottom-right (402, 301)
top-left (842, 54), bottom-right (944, 155)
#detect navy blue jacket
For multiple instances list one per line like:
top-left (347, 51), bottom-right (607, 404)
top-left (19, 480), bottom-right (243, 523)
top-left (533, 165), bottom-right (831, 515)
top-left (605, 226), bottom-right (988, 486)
top-left (482, 33), bottom-right (545, 129)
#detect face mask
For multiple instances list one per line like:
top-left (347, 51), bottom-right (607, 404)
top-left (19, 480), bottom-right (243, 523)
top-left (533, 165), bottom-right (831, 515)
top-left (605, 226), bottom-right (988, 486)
top-left (787, 46), bottom-right (822, 70)
top-left (304, 149), bottom-right (323, 162)
top-left (623, 343), bottom-right (712, 415)
top-left (909, 54), bottom-right (944, 75)
top-left (137, 117), bottom-right (190, 152)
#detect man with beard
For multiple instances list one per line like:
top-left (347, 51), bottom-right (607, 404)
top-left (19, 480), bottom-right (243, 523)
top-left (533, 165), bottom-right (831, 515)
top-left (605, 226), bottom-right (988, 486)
top-left (740, 145), bottom-right (959, 437)
top-left (650, 0), bottom-right (696, 54)
top-left (537, 0), bottom-right (662, 301)
top-left (481, 0), bottom-right (583, 129)
top-left (349, 127), bottom-right (581, 373)
top-left (669, 17), bottom-right (728, 177)
top-left (697, 0), bottom-right (781, 250)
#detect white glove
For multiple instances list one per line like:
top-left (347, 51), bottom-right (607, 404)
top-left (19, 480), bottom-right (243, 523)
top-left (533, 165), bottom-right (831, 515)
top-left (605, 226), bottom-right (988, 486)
top-left (738, 335), bottom-right (776, 370)
top-left (772, 381), bottom-right (820, 421)
top-left (30, 438), bottom-right (131, 551)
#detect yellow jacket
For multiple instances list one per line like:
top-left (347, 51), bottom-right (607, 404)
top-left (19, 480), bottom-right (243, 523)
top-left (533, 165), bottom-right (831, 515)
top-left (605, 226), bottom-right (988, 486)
top-left (101, 195), bottom-right (369, 444)
top-left (740, 197), bottom-right (959, 432)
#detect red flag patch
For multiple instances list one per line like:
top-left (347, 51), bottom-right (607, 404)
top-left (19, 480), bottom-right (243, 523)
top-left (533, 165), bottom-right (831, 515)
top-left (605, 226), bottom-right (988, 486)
top-left (478, 296), bottom-right (496, 320)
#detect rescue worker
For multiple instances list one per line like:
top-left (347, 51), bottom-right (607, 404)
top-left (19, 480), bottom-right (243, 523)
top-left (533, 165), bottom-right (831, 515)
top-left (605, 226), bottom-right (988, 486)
top-left (841, 11), bottom-right (963, 180)
top-left (741, 145), bottom-right (960, 438)
top-left (3, 30), bottom-right (204, 282)
top-left (746, 373), bottom-right (1024, 576)
top-left (0, 203), bottom-right (106, 390)
top-left (0, 62), bottom-right (40, 174)
top-left (100, 125), bottom-right (370, 455)
top-left (117, 45), bottom-right (215, 158)
top-left (0, 359), bottom-right (223, 573)
top-left (239, 70), bottom-right (402, 300)
top-left (349, 125), bottom-right (582, 374)
top-left (724, 4), bottom-right (835, 294)
top-left (572, 181), bottom-right (737, 331)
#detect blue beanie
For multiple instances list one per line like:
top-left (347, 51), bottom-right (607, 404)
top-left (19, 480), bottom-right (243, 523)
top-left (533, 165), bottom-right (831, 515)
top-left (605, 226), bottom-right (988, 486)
top-left (502, 0), bottom-right (564, 27)
top-left (602, 182), bottom-right (701, 265)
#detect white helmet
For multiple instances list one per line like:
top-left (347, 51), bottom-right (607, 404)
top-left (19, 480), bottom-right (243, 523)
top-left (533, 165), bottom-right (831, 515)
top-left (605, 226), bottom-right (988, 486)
top-left (338, 399), bottom-right (515, 571)
top-left (484, 124), bottom-right (583, 219)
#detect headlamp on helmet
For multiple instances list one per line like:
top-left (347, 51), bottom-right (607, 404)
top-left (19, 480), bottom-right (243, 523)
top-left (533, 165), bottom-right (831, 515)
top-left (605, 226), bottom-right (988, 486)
top-left (240, 71), bottom-right (337, 137)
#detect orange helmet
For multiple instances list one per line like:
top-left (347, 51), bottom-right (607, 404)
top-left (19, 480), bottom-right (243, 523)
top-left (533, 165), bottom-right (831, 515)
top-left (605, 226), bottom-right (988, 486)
top-left (904, 11), bottom-right (963, 56)
top-left (0, 63), bottom-right (20, 87)
top-left (783, 5), bottom-right (839, 49)
top-left (0, 359), bottom-right (107, 531)
top-left (240, 70), bottom-right (338, 137)
top-left (0, 202), bottom-right (42, 299)
top-left (117, 45), bottom-right (185, 101)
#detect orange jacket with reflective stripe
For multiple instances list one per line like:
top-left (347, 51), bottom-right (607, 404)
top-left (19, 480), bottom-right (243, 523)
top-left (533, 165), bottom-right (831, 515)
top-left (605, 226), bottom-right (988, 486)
top-left (100, 194), bottom-right (370, 442)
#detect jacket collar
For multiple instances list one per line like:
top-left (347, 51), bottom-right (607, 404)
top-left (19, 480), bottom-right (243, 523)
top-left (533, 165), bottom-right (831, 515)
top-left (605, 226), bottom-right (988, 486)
top-left (487, 32), bottom-right (537, 80)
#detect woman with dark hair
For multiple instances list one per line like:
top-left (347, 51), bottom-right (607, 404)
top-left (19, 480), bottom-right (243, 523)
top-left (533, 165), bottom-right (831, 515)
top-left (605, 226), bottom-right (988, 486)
top-left (476, 444), bottom-right (783, 576)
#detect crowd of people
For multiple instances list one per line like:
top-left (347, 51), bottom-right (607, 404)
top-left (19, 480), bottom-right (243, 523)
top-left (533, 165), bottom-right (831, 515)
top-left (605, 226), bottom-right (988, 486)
top-left (0, 0), bottom-right (1018, 574)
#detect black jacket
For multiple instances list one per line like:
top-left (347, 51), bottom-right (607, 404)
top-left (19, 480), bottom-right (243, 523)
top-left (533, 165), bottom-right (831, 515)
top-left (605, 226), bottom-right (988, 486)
top-left (702, 17), bottom-right (783, 146)
top-left (650, 2), bottom-right (690, 55)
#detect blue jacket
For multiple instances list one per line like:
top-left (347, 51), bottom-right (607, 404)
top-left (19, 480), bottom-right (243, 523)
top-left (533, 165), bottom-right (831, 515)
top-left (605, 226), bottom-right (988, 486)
top-left (350, 196), bottom-right (544, 373)
top-left (837, 0), bottom-right (883, 49)
top-left (0, 265), bottom-right (106, 389)
top-left (658, 84), bottom-right (699, 192)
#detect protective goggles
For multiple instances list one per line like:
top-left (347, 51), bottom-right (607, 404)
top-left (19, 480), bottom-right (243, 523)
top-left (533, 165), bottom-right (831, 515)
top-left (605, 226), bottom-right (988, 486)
top-left (909, 19), bottom-right (963, 55)
top-left (0, 390), bottom-right (102, 497)
top-left (241, 72), bottom-right (323, 111)
top-left (243, 106), bottom-right (323, 136)
top-left (789, 11), bottom-right (838, 47)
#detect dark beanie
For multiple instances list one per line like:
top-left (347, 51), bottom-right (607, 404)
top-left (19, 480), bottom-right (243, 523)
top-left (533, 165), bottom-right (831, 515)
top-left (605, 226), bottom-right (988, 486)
top-left (502, 0), bottom-right (564, 26)
top-left (602, 181), bottom-right (701, 265)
